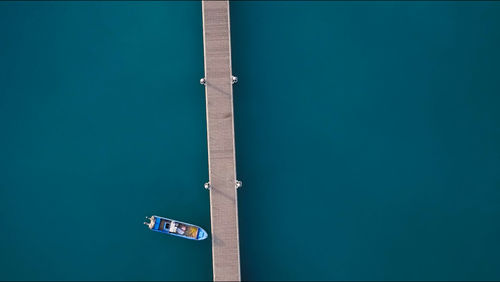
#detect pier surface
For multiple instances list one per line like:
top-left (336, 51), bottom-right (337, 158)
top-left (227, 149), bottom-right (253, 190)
top-left (201, 1), bottom-right (241, 281)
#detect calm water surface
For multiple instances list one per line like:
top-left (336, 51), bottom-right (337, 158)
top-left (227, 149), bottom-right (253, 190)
top-left (1, 1), bottom-right (500, 280)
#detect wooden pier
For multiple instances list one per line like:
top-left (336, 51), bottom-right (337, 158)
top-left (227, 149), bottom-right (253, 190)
top-left (201, 1), bottom-right (241, 281)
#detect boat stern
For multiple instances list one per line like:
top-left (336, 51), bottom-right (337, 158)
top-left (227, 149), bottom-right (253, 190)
top-left (144, 216), bottom-right (156, 230)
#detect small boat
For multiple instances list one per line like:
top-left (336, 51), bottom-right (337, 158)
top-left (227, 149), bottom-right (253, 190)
top-left (144, 215), bottom-right (208, 241)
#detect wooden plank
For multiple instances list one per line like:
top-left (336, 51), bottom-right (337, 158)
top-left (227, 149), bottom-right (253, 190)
top-left (201, 1), bottom-right (241, 281)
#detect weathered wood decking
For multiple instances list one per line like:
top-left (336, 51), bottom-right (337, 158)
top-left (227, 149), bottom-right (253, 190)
top-left (201, 1), bottom-right (241, 281)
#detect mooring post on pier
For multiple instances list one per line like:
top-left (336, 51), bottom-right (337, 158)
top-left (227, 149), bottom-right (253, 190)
top-left (201, 0), bottom-right (241, 281)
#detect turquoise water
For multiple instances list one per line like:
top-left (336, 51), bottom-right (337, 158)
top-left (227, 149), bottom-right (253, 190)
top-left (1, 1), bottom-right (500, 280)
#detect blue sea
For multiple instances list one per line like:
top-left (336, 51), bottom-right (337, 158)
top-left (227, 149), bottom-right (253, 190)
top-left (1, 1), bottom-right (499, 280)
